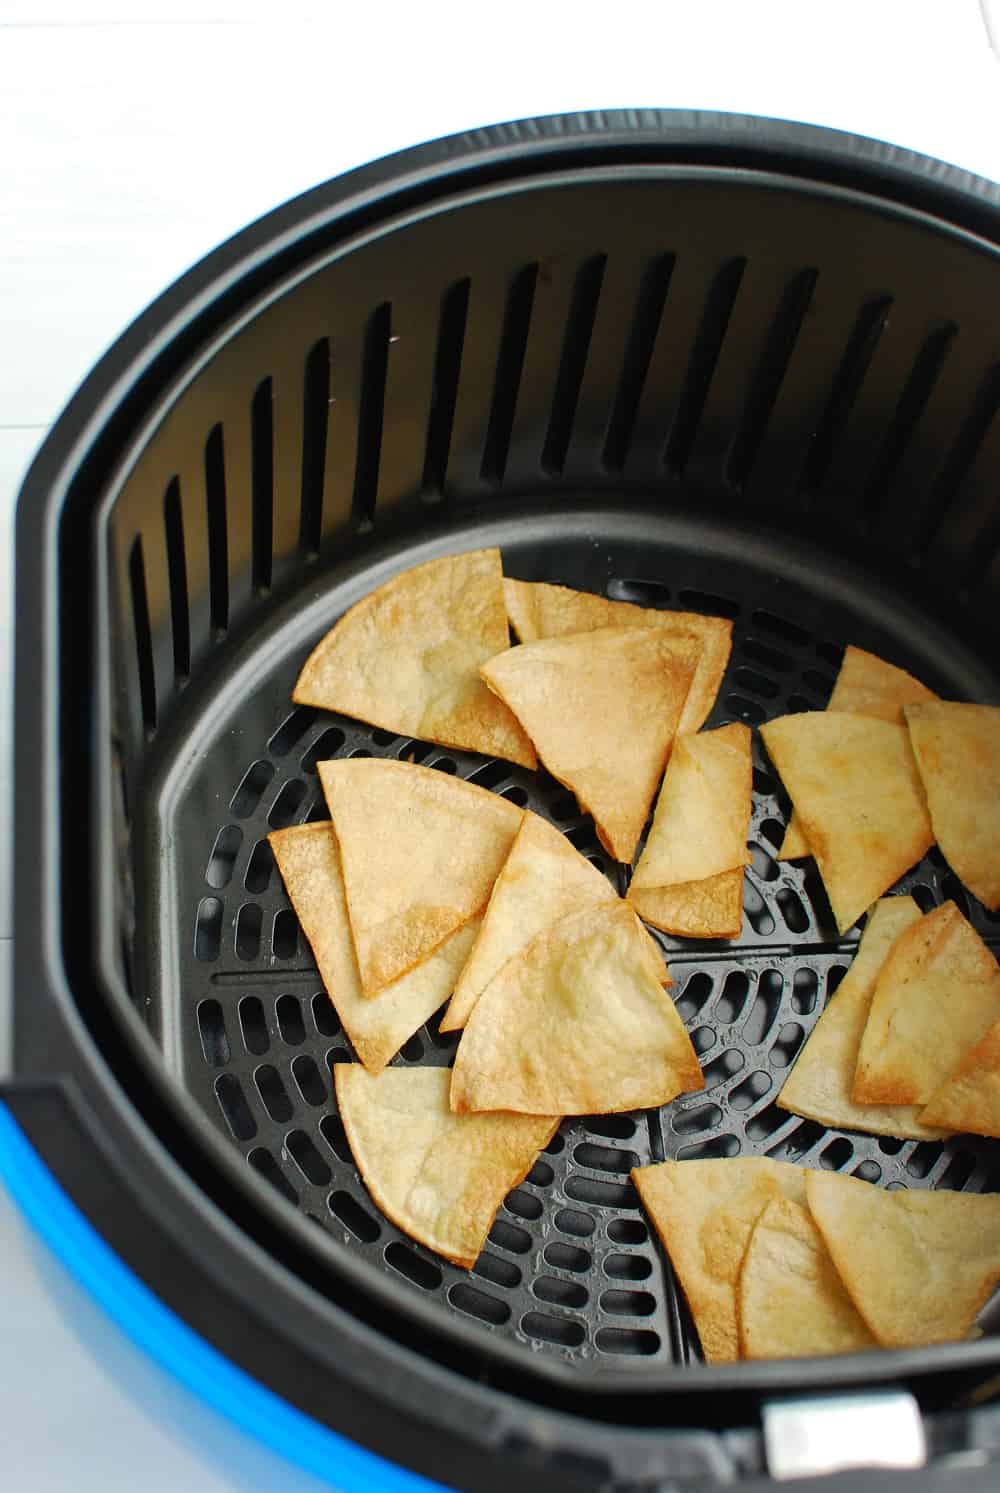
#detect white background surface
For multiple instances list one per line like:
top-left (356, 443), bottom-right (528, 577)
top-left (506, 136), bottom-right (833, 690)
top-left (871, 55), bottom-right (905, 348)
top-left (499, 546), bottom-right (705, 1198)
top-left (1, 1), bottom-right (1000, 1487)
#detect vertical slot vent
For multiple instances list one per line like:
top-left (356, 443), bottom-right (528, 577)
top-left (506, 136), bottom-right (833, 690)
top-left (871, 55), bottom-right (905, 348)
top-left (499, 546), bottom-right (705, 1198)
top-left (128, 535), bottom-right (156, 732)
top-left (422, 278), bottom-right (470, 496)
top-left (299, 337), bottom-right (330, 557)
top-left (163, 476), bottom-right (190, 682)
top-left (541, 253), bottom-right (607, 475)
top-left (204, 422), bottom-right (229, 633)
top-left (917, 361), bottom-right (1000, 565)
top-left (602, 253), bottom-right (675, 473)
top-left (352, 302), bottom-right (392, 528)
top-left (251, 377), bottom-right (274, 591)
top-left (665, 257), bottom-right (747, 477)
top-left (480, 263), bottom-right (539, 484)
top-left (727, 268), bottom-right (818, 491)
top-left (798, 296), bottom-right (893, 494)
top-left (863, 323), bottom-right (957, 517)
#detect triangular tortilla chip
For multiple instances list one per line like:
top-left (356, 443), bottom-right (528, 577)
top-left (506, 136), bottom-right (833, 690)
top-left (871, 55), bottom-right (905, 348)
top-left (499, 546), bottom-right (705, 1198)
top-left (335, 1065), bottom-right (558, 1268)
top-left (738, 1198), bottom-right (877, 1359)
top-left (269, 823), bottom-right (481, 1073)
top-left (481, 627), bottom-right (695, 862)
top-left (441, 813), bottom-right (667, 1034)
top-left (450, 902), bottom-right (697, 1116)
top-left (853, 902), bottom-right (1000, 1106)
top-left (629, 870), bottom-right (744, 940)
top-left (631, 1157), bottom-right (808, 1362)
top-left (294, 549), bottom-right (535, 767)
top-left (503, 577), bottom-right (732, 736)
top-left (760, 713), bottom-right (933, 932)
top-left (780, 647), bottom-right (938, 859)
top-left (632, 724), bottom-right (751, 888)
top-left (318, 759), bottom-right (522, 995)
top-left (906, 702), bottom-right (1000, 911)
top-left (778, 896), bottom-right (948, 1140)
top-left (921, 1018), bottom-right (1000, 1137)
top-left (807, 1170), bottom-right (1000, 1347)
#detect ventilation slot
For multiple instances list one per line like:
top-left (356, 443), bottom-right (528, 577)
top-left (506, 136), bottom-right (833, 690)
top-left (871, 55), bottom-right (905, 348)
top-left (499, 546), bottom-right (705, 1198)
top-left (799, 296), bottom-right (893, 495)
top-left (665, 257), bottom-right (746, 477)
top-left (423, 278), bottom-right (470, 496)
top-left (541, 254), bottom-right (607, 475)
top-left (248, 1147), bottom-right (298, 1204)
top-left (603, 253), bottom-right (674, 472)
top-left (352, 302), bottom-right (392, 527)
top-left (299, 337), bottom-right (330, 557)
top-left (920, 362), bottom-right (1000, 572)
top-left (480, 263), bottom-right (539, 484)
top-left (162, 477), bottom-right (190, 682)
top-left (204, 423), bottom-right (229, 631)
top-left (863, 323), bottom-right (956, 517)
top-left (727, 268), bottom-right (818, 490)
top-left (251, 378), bottom-right (274, 592)
top-left (206, 824), bottom-right (242, 888)
top-left (128, 536), bottom-right (156, 732)
top-left (197, 999), bottom-right (230, 1066)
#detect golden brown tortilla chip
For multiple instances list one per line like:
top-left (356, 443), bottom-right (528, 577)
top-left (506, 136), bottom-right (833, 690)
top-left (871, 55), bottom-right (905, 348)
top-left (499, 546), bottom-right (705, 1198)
top-left (269, 823), bottom-right (481, 1073)
top-left (778, 896), bottom-right (948, 1140)
top-left (318, 759), bottom-right (522, 995)
top-left (807, 1169), bottom-right (1000, 1348)
top-left (738, 1198), bottom-right (876, 1359)
top-left (450, 902), bottom-right (698, 1116)
top-left (760, 713), bottom-right (933, 933)
top-left (629, 871), bottom-right (744, 940)
top-left (334, 1065), bottom-right (558, 1268)
top-left (780, 647), bottom-right (938, 860)
top-left (503, 577), bottom-right (731, 736)
top-left (631, 1158), bottom-right (808, 1362)
top-left (441, 814), bottom-right (667, 1034)
top-left (921, 1018), bottom-right (1000, 1137)
top-left (481, 626), bottom-right (694, 862)
top-left (853, 901), bottom-right (1000, 1107)
top-left (906, 702), bottom-right (1000, 911)
top-left (293, 549), bottom-right (535, 767)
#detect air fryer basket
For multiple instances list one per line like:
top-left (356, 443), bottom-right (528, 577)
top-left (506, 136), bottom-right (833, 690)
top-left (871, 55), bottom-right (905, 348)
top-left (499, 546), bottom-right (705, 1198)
top-left (12, 113), bottom-right (1000, 1490)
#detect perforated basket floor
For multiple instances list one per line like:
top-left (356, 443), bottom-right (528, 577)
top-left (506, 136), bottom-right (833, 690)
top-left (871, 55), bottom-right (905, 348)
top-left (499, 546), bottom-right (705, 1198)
top-left (149, 510), bottom-right (1000, 1371)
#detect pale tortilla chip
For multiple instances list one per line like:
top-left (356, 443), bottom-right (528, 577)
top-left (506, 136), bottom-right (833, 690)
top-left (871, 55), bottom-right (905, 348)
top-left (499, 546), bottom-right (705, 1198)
top-left (441, 813), bottom-right (667, 1034)
top-left (780, 646), bottom-right (938, 859)
top-left (632, 724), bottom-right (751, 888)
top-left (922, 1018), bottom-right (1000, 1137)
top-left (481, 627), bottom-right (694, 862)
top-left (334, 1065), bottom-right (558, 1268)
top-left (853, 901), bottom-right (1000, 1106)
top-left (906, 702), bottom-right (1000, 911)
top-left (631, 1158), bottom-right (807, 1363)
top-left (760, 713), bottom-right (933, 932)
top-left (269, 823), bottom-right (480, 1073)
top-left (450, 902), bottom-right (697, 1116)
top-left (318, 759), bottom-right (522, 995)
top-left (738, 1198), bottom-right (876, 1359)
top-left (503, 577), bottom-right (732, 736)
top-left (629, 870), bottom-right (744, 940)
top-left (807, 1170), bottom-right (1000, 1348)
top-left (778, 896), bottom-right (948, 1140)
top-left (293, 549), bottom-right (535, 768)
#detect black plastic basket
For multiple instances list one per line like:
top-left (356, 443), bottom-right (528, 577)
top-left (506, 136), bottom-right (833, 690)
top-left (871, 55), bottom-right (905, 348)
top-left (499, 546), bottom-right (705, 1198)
top-left (10, 112), bottom-right (1000, 1492)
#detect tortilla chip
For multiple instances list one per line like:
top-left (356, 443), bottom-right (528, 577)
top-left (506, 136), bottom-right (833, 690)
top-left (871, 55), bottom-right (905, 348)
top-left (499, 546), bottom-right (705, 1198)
top-left (780, 647), bottom-right (938, 860)
top-left (450, 902), bottom-right (697, 1116)
top-left (631, 1158), bottom-right (808, 1363)
top-left (441, 813), bottom-right (667, 1034)
top-left (806, 1170), bottom-right (1000, 1348)
top-left (632, 724), bottom-right (751, 888)
top-left (853, 901), bottom-right (1000, 1106)
top-left (921, 1018), bottom-right (1000, 1137)
top-left (334, 1065), bottom-right (558, 1268)
top-left (503, 577), bottom-right (732, 736)
top-left (318, 759), bottom-right (522, 995)
top-left (906, 702), bottom-right (1000, 911)
top-left (777, 896), bottom-right (948, 1139)
top-left (760, 713), bottom-right (933, 933)
top-left (738, 1198), bottom-right (877, 1359)
top-left (481, 627), bottom-right (694, 862)
top-left (629, 870), bottom-right (744, 940)
top-left (269, 823), bottom-right (480, 1073)
top-left (293, 549), bottom-right (535, 768)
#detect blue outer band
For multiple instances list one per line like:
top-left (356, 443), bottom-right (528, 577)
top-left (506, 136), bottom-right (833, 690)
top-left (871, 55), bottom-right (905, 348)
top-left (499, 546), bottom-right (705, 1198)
top-left (0, 1101), bottom-right (453, 1493)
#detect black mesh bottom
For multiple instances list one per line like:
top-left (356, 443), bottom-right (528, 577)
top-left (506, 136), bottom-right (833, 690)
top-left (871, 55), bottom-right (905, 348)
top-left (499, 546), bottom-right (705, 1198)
top-left (146, 507), bottom-right (1000, 1370)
